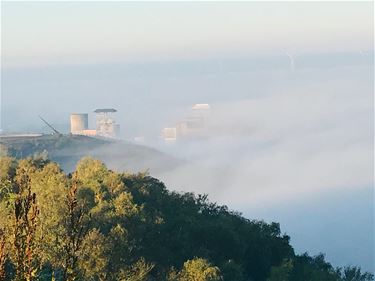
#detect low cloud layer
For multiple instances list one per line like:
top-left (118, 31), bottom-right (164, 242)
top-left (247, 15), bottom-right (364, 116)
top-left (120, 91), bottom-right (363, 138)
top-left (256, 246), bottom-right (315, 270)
top-left (158, 66), bottom-right (373, 206)
top-left (154, 66), bottom-right (373, 272)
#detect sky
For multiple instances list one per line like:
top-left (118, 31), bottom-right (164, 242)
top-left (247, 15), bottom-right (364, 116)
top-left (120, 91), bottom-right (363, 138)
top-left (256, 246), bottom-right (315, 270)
top-left (1, 0), bottom-right (374, 274)
top-left (1, 1), bottom-right (373, 68)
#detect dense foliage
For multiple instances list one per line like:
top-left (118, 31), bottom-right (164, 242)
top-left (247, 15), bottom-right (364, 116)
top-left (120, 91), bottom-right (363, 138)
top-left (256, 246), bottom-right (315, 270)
top-left (0, 156), bottom-right (373, 281)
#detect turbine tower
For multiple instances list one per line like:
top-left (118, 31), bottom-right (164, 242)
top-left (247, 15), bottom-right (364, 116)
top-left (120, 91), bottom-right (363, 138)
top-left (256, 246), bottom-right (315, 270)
top-left (286, 52), bottom-right (295, 72)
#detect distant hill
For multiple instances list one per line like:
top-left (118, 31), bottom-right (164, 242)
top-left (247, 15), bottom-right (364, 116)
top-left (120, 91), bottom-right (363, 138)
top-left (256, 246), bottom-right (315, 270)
top-left (0, 134), bottom-right (181, 173)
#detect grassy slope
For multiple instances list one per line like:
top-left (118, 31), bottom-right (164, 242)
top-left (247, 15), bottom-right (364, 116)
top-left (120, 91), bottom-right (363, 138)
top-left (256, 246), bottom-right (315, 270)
top-left (1, 134), bottom-right (181, 173)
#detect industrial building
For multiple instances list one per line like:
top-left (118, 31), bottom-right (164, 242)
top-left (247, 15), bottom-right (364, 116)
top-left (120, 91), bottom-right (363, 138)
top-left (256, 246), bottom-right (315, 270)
top-left (162, 127), bottom-right (177, 142)
top-left (94, 108), bottom-right (120, 138)
top-left (70, 113), bottom-right (89, 134)
top-left (161, 103), bottom-right (210, 142)
top-left (192, 103), bottom-right (211, 111)
top-left (70, 108), bottom-right (120, 138)
top-left (176, 117), bottom-right (205, 137)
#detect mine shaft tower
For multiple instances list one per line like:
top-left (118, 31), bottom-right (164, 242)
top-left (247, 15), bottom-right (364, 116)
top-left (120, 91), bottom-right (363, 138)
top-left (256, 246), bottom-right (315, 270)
top-left (94, 108), bottom-right (120, 138)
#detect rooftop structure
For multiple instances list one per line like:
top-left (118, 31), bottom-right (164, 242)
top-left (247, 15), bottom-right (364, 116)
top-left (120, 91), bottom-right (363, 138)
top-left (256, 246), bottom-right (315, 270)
top-left (94, 108), bottom-right (117, 113)
top-left (192, 103), bottom-right (211, 110)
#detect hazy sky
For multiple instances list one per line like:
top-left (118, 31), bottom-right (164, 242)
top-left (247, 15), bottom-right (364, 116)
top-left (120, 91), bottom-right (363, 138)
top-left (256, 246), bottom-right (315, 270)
top-left (2, 1), bottom-right (373, 68)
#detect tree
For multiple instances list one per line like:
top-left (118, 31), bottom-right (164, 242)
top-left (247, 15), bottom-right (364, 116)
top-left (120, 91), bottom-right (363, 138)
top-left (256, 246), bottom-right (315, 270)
top-left (220, 260), bottom-right (245, 281)
top-left (29, 162), bottom-right (67, 269)
top-left (0, 228), bottom-right (6, 280)
top-left (178, 258), bottom-right (222, 281)
top-left (267, 259), bottom-right (293, 281)
top-left (61, 176), bottom-right (90, 281)
top-left (337, 266), bottom-right (374, 281)
top-left (12, 172), bottom-right (40, 281)
top-left (117, 257), bottom-right (154, 281)
top-left (78, 228), bottom-right (108, 281)
top-left (1, 156), bottom-right (373, 281)
top-left (289, 253), bottom-right (338, 281)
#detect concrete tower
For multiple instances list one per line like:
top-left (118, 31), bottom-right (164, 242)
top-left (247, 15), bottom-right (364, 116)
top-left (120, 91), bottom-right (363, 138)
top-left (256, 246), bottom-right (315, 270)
top-left (70, 113), bottom-right (89, 134)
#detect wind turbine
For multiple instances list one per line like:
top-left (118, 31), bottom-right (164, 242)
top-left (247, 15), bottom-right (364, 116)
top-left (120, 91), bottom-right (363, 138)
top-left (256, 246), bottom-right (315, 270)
top-left (286, 52), bottom-right (296, 72)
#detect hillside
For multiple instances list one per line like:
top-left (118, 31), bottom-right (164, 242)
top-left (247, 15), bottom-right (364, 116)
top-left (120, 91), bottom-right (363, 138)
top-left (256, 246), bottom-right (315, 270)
top-left (0, 134), bottom-right (181, 173)
top-left (0, 156), bottom-right (373, 281)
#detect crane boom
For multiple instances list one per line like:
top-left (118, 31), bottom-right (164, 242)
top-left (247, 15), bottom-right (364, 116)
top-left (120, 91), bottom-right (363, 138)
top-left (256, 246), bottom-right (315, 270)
top-left (38, 116), bottom-right (61, 135)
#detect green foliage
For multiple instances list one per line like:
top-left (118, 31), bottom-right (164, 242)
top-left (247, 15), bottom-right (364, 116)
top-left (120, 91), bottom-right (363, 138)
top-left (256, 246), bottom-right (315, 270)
top-left (177, 258), bottom-right (222, 281)
top-left (61, 176), bottom-right (91, 281)
top-left (267, 259), bottom-right (293, 281)
top-left (220, 259), bottom-right (245, 281)
top-left (0, 157), bottom-right (17, 203)
top-left (337, 266), bottom-right (374, 281)
top-left (0, 228), bottom-right (6, 280)
top-left (13, 171), bottom-right (40, 281)
top-left (117, 257), bottom-right (154, 281)
top-left (0, 156), bottom-right (17, 181)
top-left (0, 156), bottom-right (372, 281)
top-left (78, 229), bottom-right (108, 280)
top-left (0, 143), bottom-right (8, 157)
top-left (288, 253), bottom-right (339, 281)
